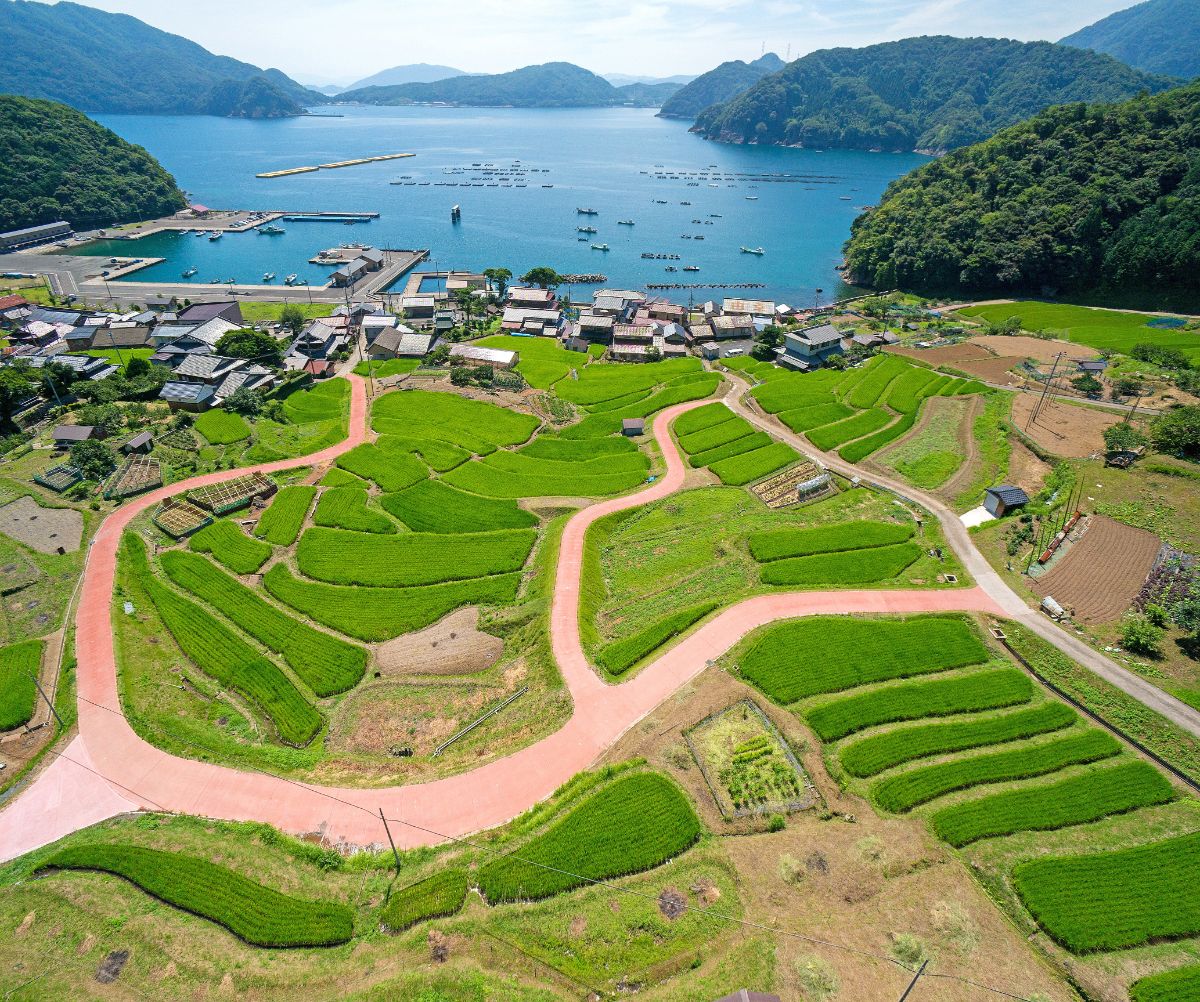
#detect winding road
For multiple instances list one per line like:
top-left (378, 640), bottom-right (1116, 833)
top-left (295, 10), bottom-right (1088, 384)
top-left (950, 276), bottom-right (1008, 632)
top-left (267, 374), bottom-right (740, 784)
top-left (0, 371), bottom-right (1195, 864)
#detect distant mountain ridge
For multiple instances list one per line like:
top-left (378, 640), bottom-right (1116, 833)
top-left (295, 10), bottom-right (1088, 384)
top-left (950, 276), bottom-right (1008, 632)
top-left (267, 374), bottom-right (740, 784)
top-left (344, 63), bottom-right (467, 91)
top-left (658, 52), bottom-right (785, 120)
top-left (692, 36), bottom-right (1177, 153)
top-left (0, 0), bottom-right (321, 117)
top-left (1060, 0), bottom-right (1200, 80)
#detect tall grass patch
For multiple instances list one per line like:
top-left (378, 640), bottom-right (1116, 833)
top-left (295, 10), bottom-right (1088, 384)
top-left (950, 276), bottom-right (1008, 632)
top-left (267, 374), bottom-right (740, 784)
top-left (381, 869), bottom-right (469, 932)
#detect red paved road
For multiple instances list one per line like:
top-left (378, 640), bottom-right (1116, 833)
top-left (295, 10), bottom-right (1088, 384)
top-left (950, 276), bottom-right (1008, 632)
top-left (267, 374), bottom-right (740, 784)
top-left (0, 383), bottom-right (1003, 862)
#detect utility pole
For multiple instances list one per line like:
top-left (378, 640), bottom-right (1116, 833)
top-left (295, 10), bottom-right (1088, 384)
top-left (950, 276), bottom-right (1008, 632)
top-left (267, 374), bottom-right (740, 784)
top-left (1028, 351), bottom-right (1065, 429)
top-left (29, 672), bottom-right (64, 729)
top-left (379, 808), bottom-right (400, 871)
top-left (897, 960), bottom-right (928, 1001)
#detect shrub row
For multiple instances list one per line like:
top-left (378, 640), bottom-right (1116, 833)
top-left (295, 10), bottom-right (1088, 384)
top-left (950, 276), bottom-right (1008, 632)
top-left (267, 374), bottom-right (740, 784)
top-left (710, 442), bottom-right (799, 486)
top-left (931, 760), bottom-right (1174, 846)
top-left (337, 443), bottom-right (428, 493)
top-left (0, 639), bottom-right (44, 730)
top-left (806, 408), bottom-right (893, 452)
top-left (380, 868), bottom-right (469, 932)
top-left (871, 729), bottom-right (1121, 814)
top-left (748, 520), bottom-right (915, 562)
top-left (372, 389), bottom-right (540, 454)
top-left (254, 486), bottom-right (316, 547)
top-left (161, 551), bottom-right (366, 697)
top-left (740, 615), bottom-right (988, 705)
top-left (760, 541), bottom-right (922, 587)
top-left (597, 601), bottom-right (719, 676)
top-left (313, 487), bottom-right (397, 534)
top-left (806, 668), bottom-right (1033, 742)
top-left (188, 520), bottom-right (273, 575)
top-left (36, 845), bottom-right (353, 947)
top-left (380, 480), bottom-right (536, 533)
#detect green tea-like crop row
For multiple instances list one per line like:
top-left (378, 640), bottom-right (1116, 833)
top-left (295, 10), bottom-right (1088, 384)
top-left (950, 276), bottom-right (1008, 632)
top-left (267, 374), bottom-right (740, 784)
top-left (778, 402), bottom-right (855, 433)
top-left (443, 450), bottom-right (649, 498)
top-left (264, 564), bottom-right (522, 642)
top-left (161, 551), bottom-right (366, 696)
top-left (380, 868), bottom-right (469, 932)
top-left (871, 729), bottom-right (1121, 813)
top-left (1013, 831), bottom-right (1200, 953)
top-left (748, 520), bottom-right (915, 561)
top-left (846, 355), bottom-right (910, 410)
top-left (760, 541), bottom-right (922, 586)
top-left (1131, 965), bottom-right (1200, 1002)
top-left (337, 443), bottom-right (428, 493)
top-left (688, 431), bottom-right (771, 469)
top-left (931, 760), bottom-right (1174, 846)
top-left (885, 367), bottom-right (943, 414)
top-left (254, 486), bottom-right (316, 546)
top-left (751, 370), bottom-right (846, 414)
top-left (673, 401), bottom-right (735, 437)
top-left (380, 480), bottom-right (536, 533)
top-left (806, 409), bottom-right (894, 452)
top-left (371, 388), bottom-right (540, 454)
top-left (36, 845), bottom-right (353, 947)
top-left (124, 535), bottom-right (321, 745)
top-left (478, 772), bottom-right (701, 902)
top-left (556, 358), bottom-right (703, 407)
top-left (282, 379), bottom-right (349, 423)
top-left (710, 441), bottom-right (799, 486)
top-left (840, 702), bottom-right (1076, 778)
top-left (678, 415), bottom-right (752, 455)
top-left (296, 526), bottom-right (537, 587)
top-left (314, 487), bottom-right (397, 534)
top-left (188, 520), bottom-right (273, 575)
top-left (806, 668), bottom-right (1033, 742)
top-left (838, 411), bottom-right (917, 463)
top-left (194, 409), bottom-right (251, 445)
top-left (740, 615), bottom-right (988, 705)
top-left (597, 601), bottom-right (719, 676)
top-left (0, 638), bottom-right (44, 730)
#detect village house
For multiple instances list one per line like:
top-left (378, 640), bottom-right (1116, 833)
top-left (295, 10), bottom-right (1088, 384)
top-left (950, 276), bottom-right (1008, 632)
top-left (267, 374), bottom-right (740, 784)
top-left (370, 328), bottom-right (436, 361)
top-left (177, 301), bottom-right (243, 326)
top-left (289, 321), bottom-right (347, 361)
top-left (331, 258), bottom-right (369, 288)
top-left (777, 323), bottom-right (845, 370)
top-left (576, 312), bottom-right (615, 344)
top-left (159, 353), bottom-right (276, 412)
top-left (506, 287), bottom-right (557, 310)
top-left (723, 298), bottom-right (776, 320)
top-left (708, 315), bottom-right (755, 341)
top-left (400, 296), bottom-right (436, 321)
top-left (501, 306), bottom-right (561, 336)
top-left (51, 424), bottom-right (107, 448)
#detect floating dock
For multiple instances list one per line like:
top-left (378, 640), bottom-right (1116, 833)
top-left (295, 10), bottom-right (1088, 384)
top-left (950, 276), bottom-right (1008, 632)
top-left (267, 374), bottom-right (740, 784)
top-left (257, 153), bottom-right (416, 179)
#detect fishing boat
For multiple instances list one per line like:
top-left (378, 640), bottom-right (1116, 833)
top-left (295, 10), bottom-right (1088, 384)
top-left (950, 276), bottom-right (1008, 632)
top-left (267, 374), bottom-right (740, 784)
top-left (654, 199), bottom-right (668, 204)
top-left (683, 265), bottom-right (700, 272)
top-left (263, 272), bottom-right (275, 281)
top-left (259, 224), bottom-right (285, 235)
top-left (740, 246), bottom-right (766, 255)
top-left (224, 277), bottom-right (235, 284)
top-left (745, 196), bottom-right (759, 201)
top-left (181, 267), bottom-right (198, 278)
top-left (208, 231), bottom-right (222, 241)
top-left (617, 219), bottom-right (635, 226)
top-left (285, 274), bottom-right (298, 285)
top-left (591, 243), bottom-right (610, 251)
top-left (665, 266), bottom-right (677, 272)
top-left (839, 195), bottom-right (852, 200)
top-left (208, 277), bottom-right (221, 284)
top-left (710, 214), bottom-right (723, 218)
top-left (542, 184), bottom-right (554, 188)
top-left (577, 226), bottom-right (598, 234)
top-left (577, 207), bottom-right (599, 215)
top-left (680, 201), bottom-right (692, 206)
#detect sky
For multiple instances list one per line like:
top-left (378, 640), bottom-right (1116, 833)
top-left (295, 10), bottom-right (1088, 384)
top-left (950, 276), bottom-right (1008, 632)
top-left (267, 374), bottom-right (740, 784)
top-left (68, 0), bottom-right (1134, 86)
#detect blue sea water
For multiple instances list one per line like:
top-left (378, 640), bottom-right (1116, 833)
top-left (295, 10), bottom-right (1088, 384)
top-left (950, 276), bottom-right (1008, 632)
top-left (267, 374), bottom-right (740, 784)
top-left (85, 106), bottom-right (928, 306)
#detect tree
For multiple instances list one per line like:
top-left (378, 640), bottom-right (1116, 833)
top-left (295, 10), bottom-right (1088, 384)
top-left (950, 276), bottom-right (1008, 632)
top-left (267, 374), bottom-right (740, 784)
top-left (454, 289), bottom-right (476, 332)
top-left (521, 267), bottom-right (561, 289)
top-left (224, 387), bottom-right (265, 416)
top-left (644, 347), bottom-right (663, 363)
top-left (1112, 376), bottom-right (1143, 398)
top-left (450, 366), bottom-right (473, 387)
top-left (484, 268), bottom-right (512, 299)
top-left (41, 361), bottom-right (77, 401)
top-left (1102, 422), bottom-right (1146, 453)
top-left (1072, 373), bottom-right (1103, 398)
top-left (69, 439), bottom-right (116, 481)
top-left (1151, 406), bottom-right (1200, 458)
top-left (124, 356), bottom-right (150, 379)
top-left (280, 304), bottom-right (308, 337)
top-left (752, 324), bottom-right (784, 361)
top-left (214, 329), bottom-right (285, 368)
top-left (1121, 615), bottom-right (1162, 657)
top-left (0, 366), bottom-right (35, 431)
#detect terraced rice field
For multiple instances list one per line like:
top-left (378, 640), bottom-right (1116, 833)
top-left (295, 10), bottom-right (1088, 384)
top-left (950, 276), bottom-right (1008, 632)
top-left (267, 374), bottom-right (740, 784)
top-left (194, 410), bottom-right (251, 446)
top-left (282, 379), bottom-right (349, 423)
top-left (748, 518), bottom-right (923, 588)
top-left (443, 447), bottom-right (650, 498)
top-left (1131, 965), bottom-right (1200, 1002)
top-left (336, 442), bottom-right (428, 492)
top-left (596, 601), bottom-right (719, 676)
top-left (313, 487), bottom-right (397, 534)
top-left (380, 869), bottom-right (469, 932)
top-left (372, 389), bottom-right (539, 454)
top-left (379, 480), bottom-right (537, 533)
top-left (477, 334), bottom-right (579, 389)
top-left (253, 486), bottom-right (316, 546)
top-left (187, 520), bottom-right (272, 575)
top-left (0, 639), bottom-right (44, 730)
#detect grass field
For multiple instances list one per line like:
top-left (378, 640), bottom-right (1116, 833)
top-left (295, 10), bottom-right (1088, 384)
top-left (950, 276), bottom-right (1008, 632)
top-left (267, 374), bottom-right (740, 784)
top-left (380, 869), bottom-right (469, 932)
top-left (477, 335), bottom-right (579, 389)
top-left (0, 639), bottom-right (44, 730)
top-left (194, 410), bottom-right (251, 446)
top-left (187, 520), bottom-right (273, 575)
top-left (313, 487), bottom-right (397, 534)
top-left (238, 302), bottom-right (334, 323)
top-left (372, 389), bottom-right (539, 454)
top-left (35, 844), bottom-right (352, 947)
top-left (879, 396), bottom-right (971, 489)
top-left (253, 486), bottom-right (316, 546)
top-left (380, 479), bottom-right (537, 533)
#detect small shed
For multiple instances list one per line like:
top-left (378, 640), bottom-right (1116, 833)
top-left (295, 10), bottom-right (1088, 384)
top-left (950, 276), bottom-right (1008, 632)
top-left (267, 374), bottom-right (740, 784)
top-left (983, 485), bottom-right (1030, 518)
top-left (622, 418), bottom-right (645, 437)
top-left (123, 431), bottom-right (154, 454)
top-left (1077, 359), bottom-right (1108, 374)
top-left (52, 424), bottom-right (105, 448)
top-left (700, 342), bottom-right (720, 360)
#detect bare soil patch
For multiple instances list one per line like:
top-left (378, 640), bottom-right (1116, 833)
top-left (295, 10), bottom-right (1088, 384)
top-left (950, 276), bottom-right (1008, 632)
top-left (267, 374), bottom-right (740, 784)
top-left (971, 334), bottom-right (1100, 363)
top-left (375, 608), bottom-right (504, 676)
top-left (657, 888), bottom-right (687, 919)
top-left (95, 949), bottom-right (130, 984)
top-left (1012, 395), bottom-right (1121, 458)
top-left (1006, 440), bottom-right (1053, 498)
top-left (1033, 515), bottom-right (1161, 624)
top-left (889, 343), bottom-right (1024, 385)
top-left (0, 496), bottom-right (83, 554)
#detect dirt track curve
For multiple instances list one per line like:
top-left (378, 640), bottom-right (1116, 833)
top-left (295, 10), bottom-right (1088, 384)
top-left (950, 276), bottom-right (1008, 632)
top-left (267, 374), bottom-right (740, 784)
top-left (0, 371), bottom-right (1193, 863)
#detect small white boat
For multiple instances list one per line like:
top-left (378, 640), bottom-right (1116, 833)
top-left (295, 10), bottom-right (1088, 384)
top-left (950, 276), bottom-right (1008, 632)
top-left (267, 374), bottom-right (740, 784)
top-left (577, 226), bottom-right (598, 234)
top-left (208, 231), bottom-right (222, 241)
top-left (740, 246), bottom-right (766, 255)
top-left (591, 243), bottom-right (610, 251)
top-left (285, 274), bottom-right (298, 285)
top-left (618, 219), bottom-right (635, 225)
top-left (263, 272), bottom-right (275, 281)
top-left (577, 207), bottom-right (599, 215)
top-left (181, 267), bottom-right (197, 278)
top-left (683, 265), bottom-right (700, 272)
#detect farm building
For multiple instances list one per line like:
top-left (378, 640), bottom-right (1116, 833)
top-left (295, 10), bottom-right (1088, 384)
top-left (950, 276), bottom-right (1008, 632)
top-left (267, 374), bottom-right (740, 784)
top-left (449, 344), bottom-right (516, 369)
top-left (622, 418), bottom-right (644, 436)
top-left (52, 424), bottom-right (106, 448)
top-left (123, 431), bottom-right (154, 454)
top-left (983, 485), bottom-right (1030, 518)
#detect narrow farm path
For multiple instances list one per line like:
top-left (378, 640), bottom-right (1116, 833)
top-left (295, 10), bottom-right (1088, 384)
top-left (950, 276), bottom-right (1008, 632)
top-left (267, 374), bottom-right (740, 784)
top-left (1, 366), bottom-right (1188, 864)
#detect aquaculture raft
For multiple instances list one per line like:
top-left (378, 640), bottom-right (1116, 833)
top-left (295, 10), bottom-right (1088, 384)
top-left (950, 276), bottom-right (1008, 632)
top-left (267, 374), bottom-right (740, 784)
top-left (33, 464), bottom-right (83, 493)
top-left (186, 473), bottom-right (276, 515)
top-left (153, 498), bottom-right (212, 539)
top-left (103, 456), bottom-right (163, 501)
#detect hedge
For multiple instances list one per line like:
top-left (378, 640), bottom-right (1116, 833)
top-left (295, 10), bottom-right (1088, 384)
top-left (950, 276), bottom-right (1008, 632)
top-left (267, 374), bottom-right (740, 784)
top-left (710, 442), bottom-right (799, 486)
top-left (0, 639), bottom-right (45, 730)
top-left (336, 444), bottom-right (428, 493)
top-left (194, 410), bottom-right (251, 446)
top-left (673, 401), bottom-right (736, 437)
top-left (748, 520), bottom-right (915, 561)
top-left (477, 773), bottom-right (701, 902)
top-left (687, 432), bottom-right (772, 469)
top-left (806, 668), bottom-right (1033, 742)
top-left (188, 520), bottom-right (273, 575)
top-left (254, 486), bottom-right (316, 546)
top-left (161, 551), bottom-right (366, 696)
top-left (806, 408), bottom-right (893, 451)
top-left (1131, 966), bottom-right (1200, 1002)
top-left (839, 702), bottom-right (1077, 778)
top-left (739, 615), bottom-right (988, 705)
top-left (36, 845), bottom-right (353, 947)
top-left (597, 602), bottom-right (719, 676)
top-left (930, 761), bottom-right (1174, 847)
top-left (380, 480), bottom-right (537, 534)
top-left (372, 389), bottom-right (539, 454)
top-left (380, 869), bottom-right (469, 932)
top-left (314, 487), bottom-right (397, 534)
top-left (871, 730), bottom-right (1121, 814)
top-left (760, 542), bottom-right (922, 586)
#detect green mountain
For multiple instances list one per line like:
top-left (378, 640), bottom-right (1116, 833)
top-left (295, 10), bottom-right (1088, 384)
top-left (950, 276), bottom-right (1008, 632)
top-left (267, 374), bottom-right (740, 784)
top-left (0, 95), bottom-right (186, 233)
top-left (1061, 0), bottom-right (1200, 80)
top-left (842, 81), bottom-right (1200, 301)
top-left (338, 62), bottom-right (673, 108)
top-left (692, 36), bottom-right (1176, 153)
top-left (0, 0), bottom-right (320, 116)
top-left (658, 52), bottom-right (785, 120)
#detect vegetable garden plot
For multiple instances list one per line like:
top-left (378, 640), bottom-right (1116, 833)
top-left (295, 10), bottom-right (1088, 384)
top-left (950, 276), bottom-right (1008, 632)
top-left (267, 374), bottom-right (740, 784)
top-left (194, 409), bottom-right (251, 446)
top-left (380, 869), bottom-right (469, 932)
top-left (749, 520), bottom-right (915, 561)
top-left (264, 564), bottom-right (522, 643)
top-left (0, 639), bottom-right (44, 730)
top-left (187, 472), bottom-right (275, 515)
top-left (477, 772), bottom-right (701, 902)
top-left (152, 498), bottom-right (211, 539)
top-left (870, 729), bottom-right (1121, 813)
top-left (295, 527), bottom-right (537, 587)
top-left (161, 552), bottom-right (366, 697)
top-left (709, 442), bottom-right (799, 486)
top-left (739, 615), bottom-right (988, 705)
top-left (188, 520), bottom-right (273, 575)
top-left (380, 480), bottom-right (536, 534)
top-left (102, 455), bottom-right (162, 501)
top-left (1013, 831), bottom-right (1200, 953)
top-left (36, 845), bottom-right (353, 947)
top-left (253, 485), bottom-right (316, 546)
top-left (806, 668), bottom-right (1033, 742)
top-left (33, 463), bottom-right (82, 493)
top-left (930, 760), bottom-right (1175, 846)
top-left (597, 601), bottom-right (719, 676)
top-left (759, 541), bottom-right (922, 586)
top-left (313, 487), bottom-right (397, 534)
top-left (336, 443), bottom-right (427, 493)
top-left (372, 389), bottom-right (540, 454)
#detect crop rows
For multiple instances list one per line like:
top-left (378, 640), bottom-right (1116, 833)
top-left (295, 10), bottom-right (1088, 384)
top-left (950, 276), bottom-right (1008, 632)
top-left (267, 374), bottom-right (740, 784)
top-left (314, 487), bottom-right (397, 534)
top-left (748, 520), bottom-right (915, 561)
top-left (372, 389), bottom-right (539, 454)
top-left (337, 443), bottom-right (428, 492)
top-left (930, 760), bottom-right (1175, 846)
top-left (194, 410), bottom-right (251, 446)
top-left (846, 355), bottom-right (910, 410)
top-left (806, 409), bottom-right (894, 451)
top-left (254, 486), bottom-right (316, 546)
top-left (806, 668), bottom-right (1033, 742)
top-left (161, 551), bottom-right (366, 696)
top-left (678, 415), bottom-right (753, 455)
top-left (0, 639), bottom-right (44, 730)
top-left (518, 437), bottom-right (638, 461)
top-left (188, 520), bottom-right (273, 575)
top-left (477, 772), bottom-right (701, 902)
top-left (443, 450), bottom-right (649, 498)
top-left (740, 615), bottom-right (988, 705)
top-left (885, 367), bottom-right (943, 414)
top-left (380, 480), bottom-right (536, 533)
top-left (838, 410), bottom-right (917, 463)
top-left (839, 702), bottom-right (1077, 778)
top-left (296, 527), bottom-right (537, 587)
top-left (1013, 831), bottom-right (1200, 953)
top-left (760, 541), bottom-right (922, 586)
top-left (687, 431), bottom-right (771, 469)
top-left (124, 535), bottom-right (320, 745)
top-left (597, 601), bottom-right (719, 676)
top-left (559, 374), bottom-right (721, 439)
top-left (1131, 965), bottom-right (1200, 1002)
top-left (710, 441), bottom-right (799, 486)
top-left (872, 729), bottom-right (1121, 813)
top-left (36, 845), bottom-right (353, 947)
top-left (282, 379), bottom-right (348, 423)
top-left (751, 370), bottom-right (846, 414)
top-left (380, 869), bottom-right (469, 932)
top-left (673, 401), bottom-right (736, 437)
top-left (264, 564), bottom-right (522, 642)
top-left (777, 402), bottom-right (855, 433)
top-left (372, 434), bottom-right (472, 473)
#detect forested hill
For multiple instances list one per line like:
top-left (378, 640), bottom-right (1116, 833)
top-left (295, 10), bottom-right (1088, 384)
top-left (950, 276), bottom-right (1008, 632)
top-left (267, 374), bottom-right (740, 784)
top-left (842, 81), bottom-right (1200, 302)
top-left (692, 36), bottom-right (1177, 153)
top-left (0, 96), bottom-right (186, 232)
top-left (658, 53), bottom-right (785, 120)
top-left (1061, 0), bottom-right (1200, 80)
top-left (337, 62), bottom-right (674, 108)
top-left (0, 0), bottom-right (319, 116)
